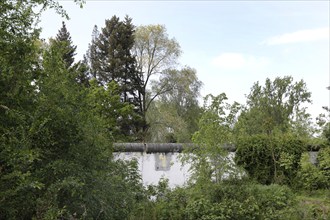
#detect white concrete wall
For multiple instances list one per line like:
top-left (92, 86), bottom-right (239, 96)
top-left (114, 152), bottom-right (191, 188)
top-left (115, 151), bottom-right (319, 188)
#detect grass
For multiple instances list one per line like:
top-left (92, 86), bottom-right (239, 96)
top-left (293, 190), bottom-right (330, 219)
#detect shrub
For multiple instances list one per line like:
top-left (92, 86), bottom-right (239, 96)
top-left (235, 134), bottom-right (306, 185)
top-left (318, 147), bottom-right (330, 186)
top-left (295, 152), bottom-right (329, 190)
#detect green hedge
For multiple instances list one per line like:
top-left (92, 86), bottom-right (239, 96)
top-left (235, 134), bottom-right (306, 185)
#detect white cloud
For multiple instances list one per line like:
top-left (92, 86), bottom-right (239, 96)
top-left (263, 27), bottom-right (329, 45)
top-left (211, 53), bottom-right (270, 70)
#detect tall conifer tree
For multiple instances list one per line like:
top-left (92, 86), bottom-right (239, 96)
top-left (86, 16), bottom-right (145, 139)
top-left (55, 21), bottom-right (77, 68)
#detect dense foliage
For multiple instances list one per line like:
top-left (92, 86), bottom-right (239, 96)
top-left (235, 134), bottom-right (306, 185)
top-left (86, 16), bottom-right (145, 140)
top-left (131, 178), bottom-right (330, 220)
top-left (234, 76), bottom-right (312, 137)
top-left (147, 67), bottom-right (202, 142)
top-left (1, 1), bottom-right (329, 219)
top-left (0, 1), bottom-right (143, 219)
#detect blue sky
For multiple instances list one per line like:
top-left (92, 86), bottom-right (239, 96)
top-left (39, 1), bottom-right (329, 120)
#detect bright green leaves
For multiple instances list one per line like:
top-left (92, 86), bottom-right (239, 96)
top-left (133, 180), bottom-right (297, 220)
top-left (185, 93), bottom-right (242, 184)
top-left (237, 76), bottom-right (312, 137)
top-left (87, 79), bottom-right (138, 141)
top-left (193, 93), bottom-right (240, 149)
top-left (233, 76), bottom-right (316, 187)
top-left (296, 152), bottom-right (329, 190)
top-left (296, 147), bottom-right (330, 190)
top-left (28, 37), bottom-right (143, 219)
top-left (1, 2), bottom-right (144, 217)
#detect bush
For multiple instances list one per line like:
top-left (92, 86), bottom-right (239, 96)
top-left (131, 179), bottom-right (297, 220)
top-left (318, 147), bottom-right (330, 185)
top-left (235, 134), bottom-right (306, 185)
top-left (205, 182), bottom-right (295, 220)
top-left (295, 152), bottom-right (329, 190)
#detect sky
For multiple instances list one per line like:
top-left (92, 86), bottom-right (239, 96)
top-left (39, 0), bottom-right (329, 121)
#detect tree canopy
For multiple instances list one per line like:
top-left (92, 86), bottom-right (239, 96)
top-left (234, 76), bottom-right (312, 137)
top-left (133, 24), bottom-right (182, 131)
top-left (0, 2), bottom-right (143, 218)
top-left (1, 1), bottom-right (329, 219)
top-left (54, 21), bottom-right (77, 68)
top-left (86, 15), bottom-right (145, 140)
top-left (147, 67), bottom-right (202, 142)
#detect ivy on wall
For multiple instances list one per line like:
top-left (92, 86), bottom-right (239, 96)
top-left (235, 134), bottom-right (306, 185)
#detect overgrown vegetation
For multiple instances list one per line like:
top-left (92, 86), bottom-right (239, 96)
top-left (130, 178), bottom-right (330, 220)
top-left (0, 1), bottom-right (329, 219)
top-left (235, 134), bottom-right (306, 185)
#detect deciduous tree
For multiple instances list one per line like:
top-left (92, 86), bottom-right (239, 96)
top-left (234, 76), bottom-right (313, 183)
top-left (0, 2), bottom-right (144, 218)
top-left (235, 76), bottom-right (312, 137)
top-left (0, 1), bottom-right (82, 218)
top-left (184, 93), bottom-right (242, 185)
top-left (147, 67), bottom-right (202, 142)
top-left (133, 24), bottom-right (181, 128)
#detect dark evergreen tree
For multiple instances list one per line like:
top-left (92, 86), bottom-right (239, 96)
top-left (89, 16), bottom-right (142, 100)
top-left (87, 25), bottom-right (101, 79)
top-left (54, 21), bottom-right (92, 88)
top-left (54, 21), bottom-right (77, 68)
top-left (73, 56), bottom-right (91, 87)
top-left (86, 16), bottom-right (145, 139)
